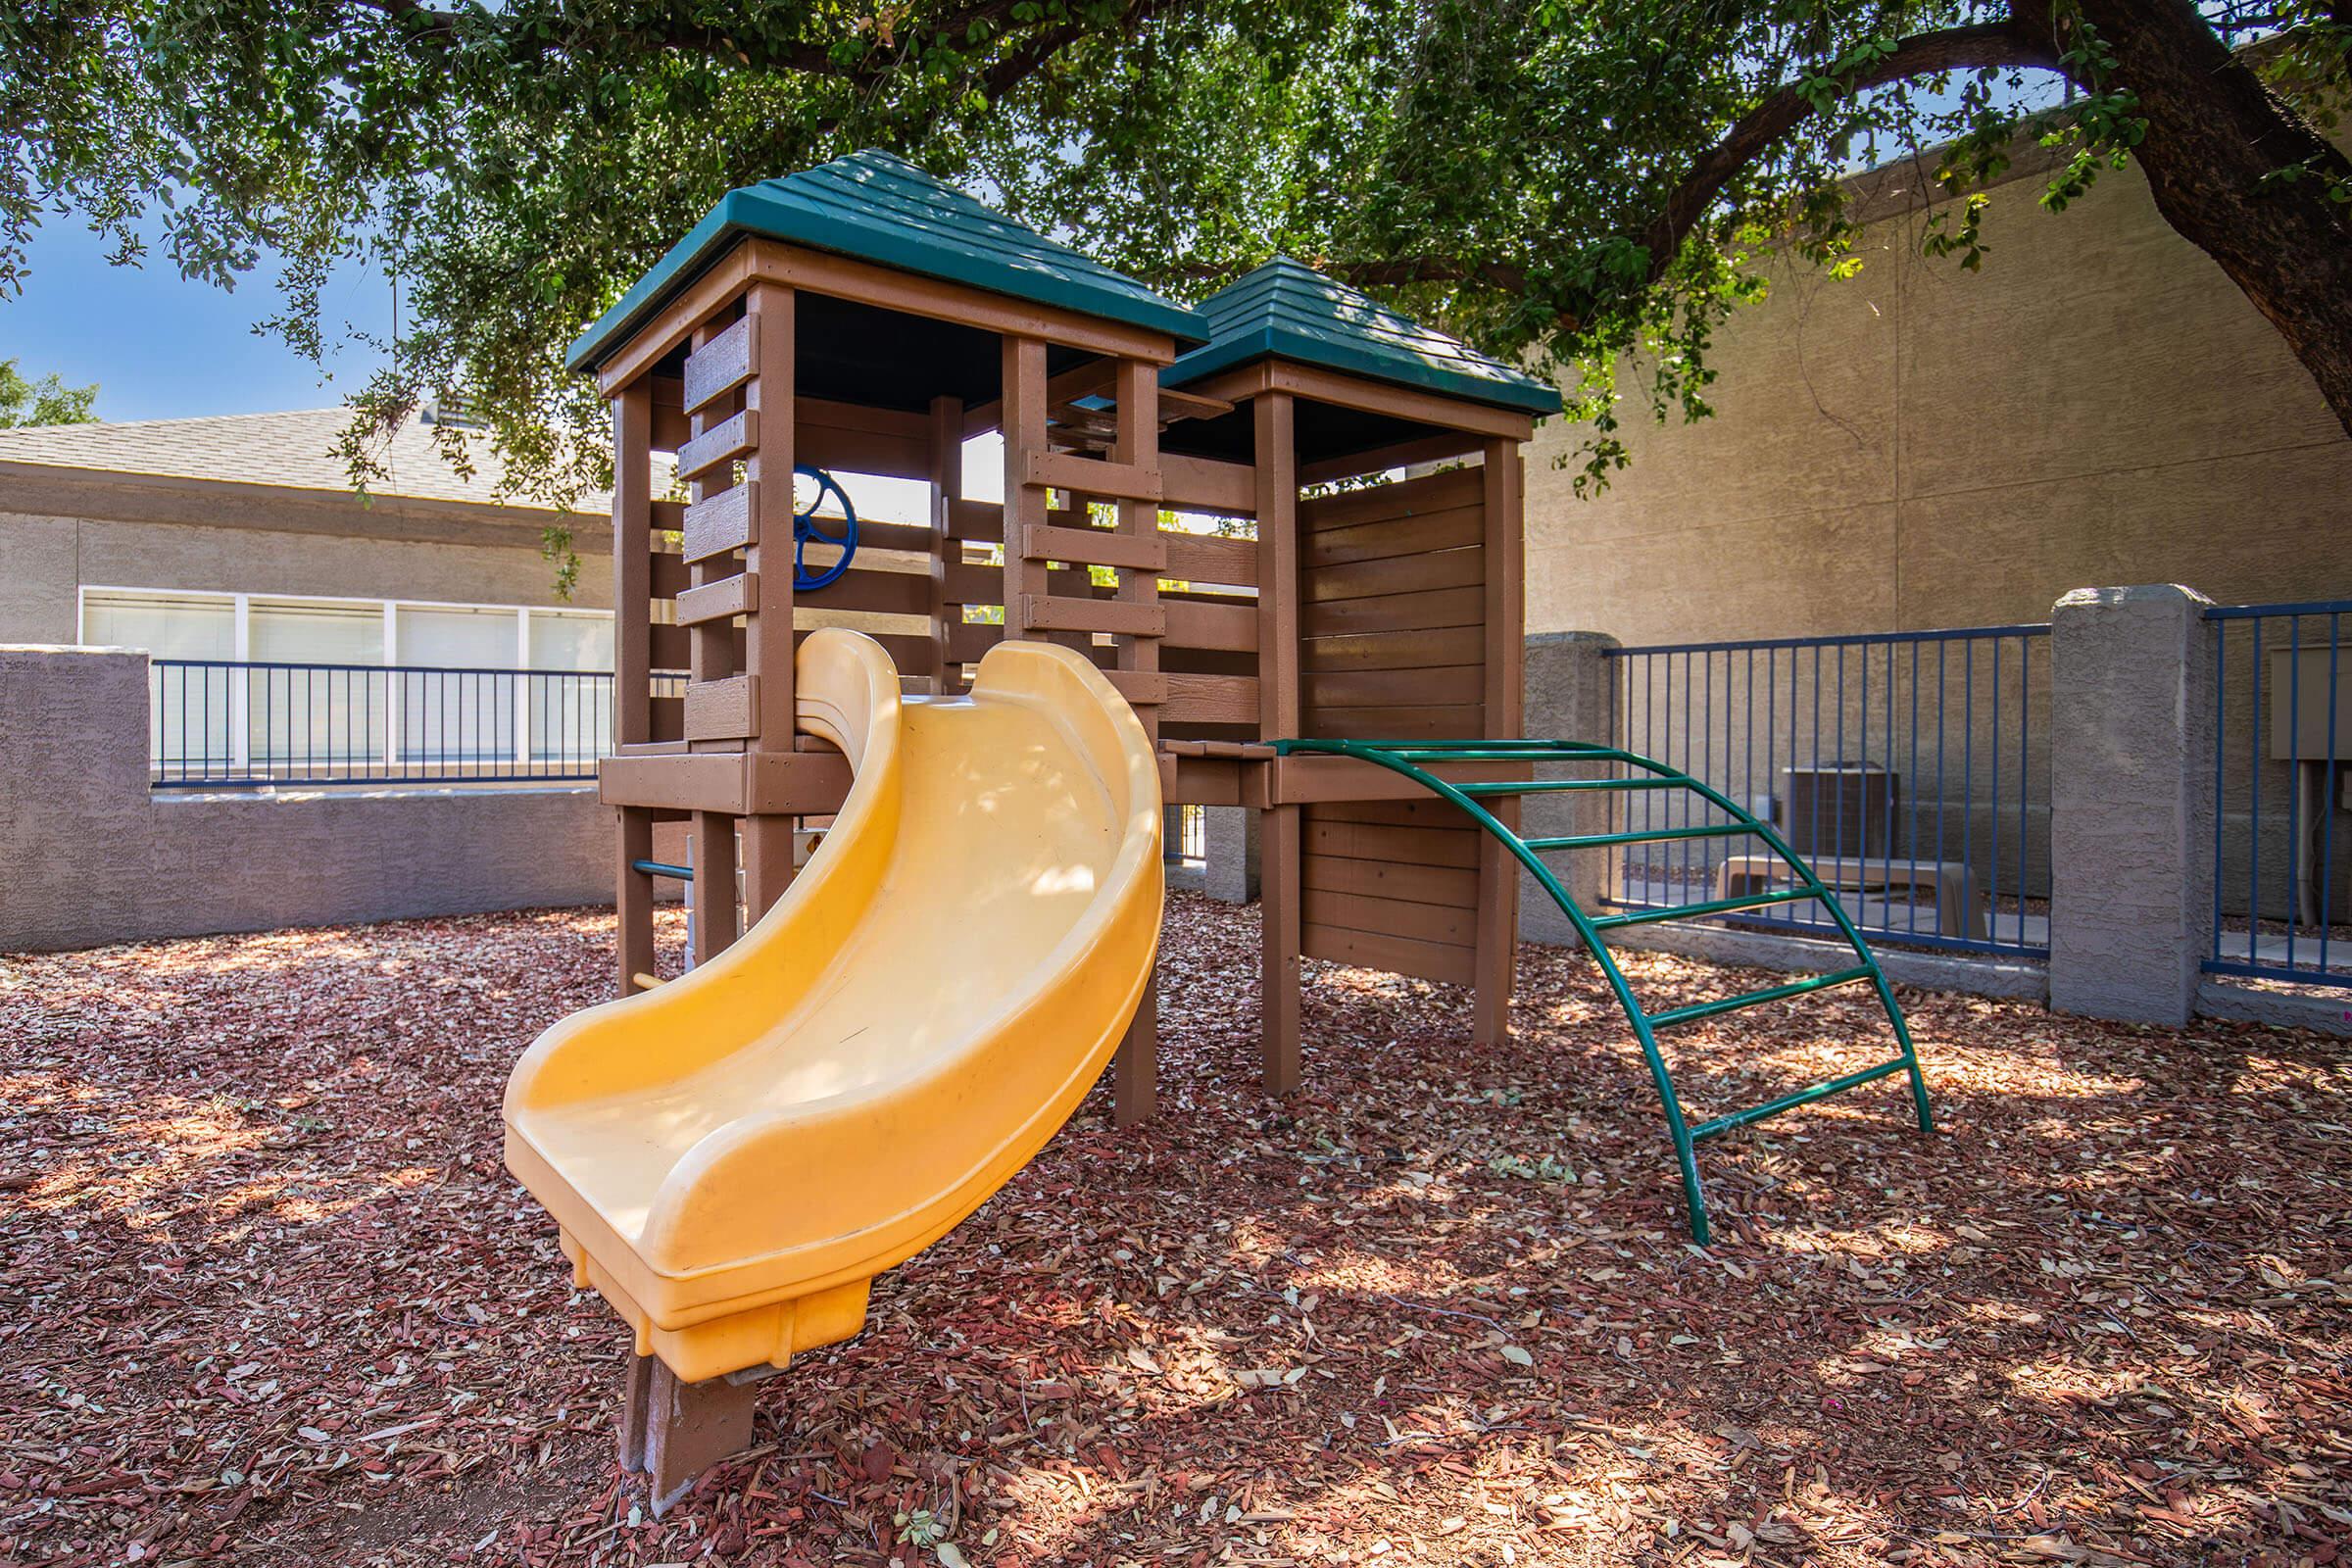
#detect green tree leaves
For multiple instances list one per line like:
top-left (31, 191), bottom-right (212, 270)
top-left (3, 1), bottom-right (2345, 524)
top-left (0, 360), bottom-right (98, 427)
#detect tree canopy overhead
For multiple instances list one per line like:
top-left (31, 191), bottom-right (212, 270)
top-left (5, 2), bottom-right (2346, 550)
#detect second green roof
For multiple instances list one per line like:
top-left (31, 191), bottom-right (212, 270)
top-left (567, 150), bottom-right (1207, 373)
top-left (1164, 258), bottom-right (1561, 416)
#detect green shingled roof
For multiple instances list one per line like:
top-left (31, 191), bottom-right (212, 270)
top-left (566, 150), bottom-right (1206, 373)
top-left (1163, 258), bottom-right (1562, 416)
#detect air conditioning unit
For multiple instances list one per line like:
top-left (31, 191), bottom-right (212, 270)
top-left (419, 395), bottom-right (489, 431)
top-left (1779, 762), bottom-right (1895, 861)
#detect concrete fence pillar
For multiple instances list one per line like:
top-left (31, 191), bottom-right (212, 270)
top-left (0, 647), bottom-right (159, 952)
top-left (1519, 631), bottom-right (1620, 946)
top-left (1200, 807), bottom-right (1260, 904)
top-left (2047, 585), bottom-right (2217, 1026)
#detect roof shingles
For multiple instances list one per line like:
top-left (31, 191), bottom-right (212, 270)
top-left (567, 149), bottom-right (1207, 372)
top-left (0, 409), bottom-right (603, 513)
top-left (1165, 257), bottom-right (1562, 416)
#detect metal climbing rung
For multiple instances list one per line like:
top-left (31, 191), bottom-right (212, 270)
top-left (1524, 821), bottom-right (1758, 852)
top-left (1688, 1057), bottom-right (1916, 1143)
top-left (1589, 887), bottom-right (1821, 930)
top-left (1383, 738), bottom-right (1619, 751)
top-left (631, 858), bottom-right (695, 881)
top-left (1379, 744), bottom-right (1630, 763)
top-left (1452, 776), bottom-right (1688, 796)
top-left (1642, 964), bottom-right (1877, 1032)
top-left (1265, 733), bottom-right (1934, 1246)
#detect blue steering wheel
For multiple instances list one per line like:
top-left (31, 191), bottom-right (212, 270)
top-left (793, 466), bottom-right (858, 591)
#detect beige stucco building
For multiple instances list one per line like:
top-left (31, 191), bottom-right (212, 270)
top-left (1524, 144), bottom-right (2352, 646)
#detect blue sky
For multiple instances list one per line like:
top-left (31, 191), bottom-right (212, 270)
top-left (4, 214), bottom-right (394, 422)
top-left (0, 206), bottom-right (956, 522)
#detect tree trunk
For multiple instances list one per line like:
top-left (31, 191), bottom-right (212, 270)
top-left (2049, 0), bottom-right (2352, 439)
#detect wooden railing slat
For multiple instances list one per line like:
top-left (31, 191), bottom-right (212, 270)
top-left (1159, 453), bottom-right (1255, 516)
top-left (682, 315), bottom-right (755, 413)
top-left (1162, 672), bottom-right (1259, 725)
top-left (1163, 597), bottom-right (1258, 652)
top-left (677, 408), bottom-right (758, 480)
top-left (1022, 522), bottom-right (1166, 573)
top-left (1020, 594), bottom-right (1164, 637)
top-left (1024, 449), bottom-right (1161, 503)
top-left (1162, 532), bottom-right (1257, 587)
top-left (682, 484), bottom-right (756, 562)
top-left (1102, 669), bottom-right (1168, 707)
top-left (683, 674), bottom-right (759, 741)
top-left (676, 571), bottom-right (757, 627)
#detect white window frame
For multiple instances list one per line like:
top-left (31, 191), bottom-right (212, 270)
top-left (79, 585), bottom-right (614, 672)
top-left (80, 585), bottom-right (618, 776)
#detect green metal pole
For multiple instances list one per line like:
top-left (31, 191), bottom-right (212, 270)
top-left (1273, 737), bottom-right (1718, 1242)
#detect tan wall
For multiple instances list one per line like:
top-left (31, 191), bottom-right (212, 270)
top-left (0, 466), bottom-right (613, 645)
top-left (1525, 151), bottom-right (2352, 647)
top-left (0, 646), bottom-right (614, 953)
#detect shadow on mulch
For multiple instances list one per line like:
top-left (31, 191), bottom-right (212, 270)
top-left (2, 892), bottom-right (2346, 1568)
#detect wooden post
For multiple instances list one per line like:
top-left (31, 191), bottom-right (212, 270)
top-left (1110, 357), bottom-right (1160, 1124)
top-left (612, 379), bottom-right (656, 995)
top-left (741, 283), bottom-right (798, 923)
top-left (1001, 336), bottom-right (1049, 643)
top-left (1472, 437), bottom-right (1525, 1045)
top-left (928, 396), bottom-right (962, 688)
top-left (739, 815), bottom-right (794, 927)
top-left (745, 283), bottom-right (798, 745)
top-left (618, 808), bottom-right (657, 992)
top-left (1254, 392), bottom-right (1302, 1094)
top-left (619, 1352), bottom-right (763, 1517)
top-left (687, 318), bottom-right (743, 963)
top-left (1111, 358), bottom-right (1162, 710)
top-left (691, 818), bottom-right (740, 965)
top-left (614, 381), bottom-right (655, 749)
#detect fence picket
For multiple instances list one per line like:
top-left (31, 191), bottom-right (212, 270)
top-left (149, 660), bottom-right (613, 789)
top-left (1604, 625), bottom-right (2050, 960)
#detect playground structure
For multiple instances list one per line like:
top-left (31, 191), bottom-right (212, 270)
top-left (505, 150), bottom-right (1931, 1509)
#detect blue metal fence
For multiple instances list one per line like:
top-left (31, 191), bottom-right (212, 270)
top-left (1603, 624), bottom-right (2050, 959)
top-left (148, 660), bottom-right (613, 789)
top-left (1175, 803), bottom-right (1207, 864)
top-left (2205, 602), bottom-right (2351, 990)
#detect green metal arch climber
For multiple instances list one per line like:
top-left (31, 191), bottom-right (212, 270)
top-left (1269, 736), bottom-right (1935, 1245)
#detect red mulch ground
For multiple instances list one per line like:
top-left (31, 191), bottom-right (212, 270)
top-left (3, 892), bottom-right (2348, 1568)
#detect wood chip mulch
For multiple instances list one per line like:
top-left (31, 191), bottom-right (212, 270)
top-left (3, 891), bottom-right (2347, 1568)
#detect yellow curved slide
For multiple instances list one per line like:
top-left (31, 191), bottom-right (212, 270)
top-left (505, 629), bottom-right (1163, 1383)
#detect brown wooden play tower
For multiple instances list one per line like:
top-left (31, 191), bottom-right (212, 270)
top-left (573, 153), bottom-right (1560, 1133)
top-left (560, 153), bottom-right (1969, 1510)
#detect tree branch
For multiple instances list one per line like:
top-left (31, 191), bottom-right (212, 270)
top-left (1637, 20), bottom-right (2072, 290)
top-left (973, 0), bottom-right (1195, 100)
top-left (1174, 23), bottom-right (2075, 329)
top-left (345, 0), bottom-right (1154, 92)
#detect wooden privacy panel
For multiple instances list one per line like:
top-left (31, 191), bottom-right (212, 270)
top-left (641, 513), bottom-right (935, 742)
top-left (932, 487), bottom-right (1260, 729)
top-left (1296, 465), bottom-right (1491, 985)
top-left (1298, 466), bottom-right (1486, 741)
top-left (1298, 798), bottom-right (1483, 986)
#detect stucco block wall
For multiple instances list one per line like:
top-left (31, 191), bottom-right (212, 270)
top-left (1526, 149), bottom-right (2351, 646)
top-left (0, 646), bottom-right (612, 953)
